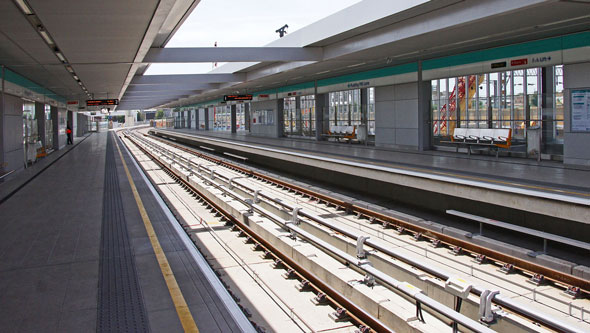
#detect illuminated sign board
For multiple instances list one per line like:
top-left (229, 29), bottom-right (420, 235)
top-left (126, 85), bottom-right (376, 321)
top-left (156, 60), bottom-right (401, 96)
top-left (86, 99), bottom-right (119, 106)
top-left (510, 58), bottom-right (528, 66)
top-left (223, 94), bottom-right (253, 101)
top-left (491, 61), bottom-right (506, 69)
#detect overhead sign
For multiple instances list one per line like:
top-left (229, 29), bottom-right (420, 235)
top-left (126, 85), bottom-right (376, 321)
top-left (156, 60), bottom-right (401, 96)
top-left (510, 58), bottom-right (528, 66)
top-left (491, 61), bottom-right (507, 69)
top-left (223, 94), bottom-right (253, 101)
top-left (67, 100), bottom-right (79, 106)
top-left (86, 99), bottom-right (119, 106)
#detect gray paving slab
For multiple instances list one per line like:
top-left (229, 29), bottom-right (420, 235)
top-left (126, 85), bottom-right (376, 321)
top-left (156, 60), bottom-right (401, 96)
top-left (0, 130), bottom-right (248, 333)
top-left (0, 132), bottom-right (105, 333)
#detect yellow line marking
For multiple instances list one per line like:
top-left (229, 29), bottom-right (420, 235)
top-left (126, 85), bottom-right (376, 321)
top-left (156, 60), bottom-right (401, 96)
top-left (114, 134), bottom-right (199, 333)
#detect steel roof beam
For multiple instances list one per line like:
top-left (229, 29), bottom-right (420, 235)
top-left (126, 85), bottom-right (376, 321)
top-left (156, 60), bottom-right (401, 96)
top-left (124, 90), bottom-right (200, 97)
top-left (125, 83), bottom-right (219, 92)
top-left (144, 47), bottom-right (323, 63)
top-left (130, 73), bottom-right (246, 85)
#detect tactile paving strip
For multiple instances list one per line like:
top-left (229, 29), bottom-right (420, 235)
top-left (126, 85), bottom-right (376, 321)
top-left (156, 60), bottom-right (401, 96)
top-left (97, 134), bottom-right (150, 332)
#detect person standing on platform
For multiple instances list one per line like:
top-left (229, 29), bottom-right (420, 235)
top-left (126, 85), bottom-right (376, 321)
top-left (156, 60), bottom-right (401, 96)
top-left (66, 122), bottom-right (73, 145)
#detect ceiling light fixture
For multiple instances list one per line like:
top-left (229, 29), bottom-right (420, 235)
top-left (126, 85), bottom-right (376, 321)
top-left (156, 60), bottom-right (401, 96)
top-left (347, 62), bottom-right (366, 68)
top-left (73, 75), bottom-right (79, 81)
top-left (37, 26), bottom-right (54, 45)
top-left (55, 51), bottom-right (66, 63)
top-left (316, 70), bottom-right (331, 75)
top-left (65, 65), bottom-right (74, 73)
top-left (14, 0), bottom-right (33, 15)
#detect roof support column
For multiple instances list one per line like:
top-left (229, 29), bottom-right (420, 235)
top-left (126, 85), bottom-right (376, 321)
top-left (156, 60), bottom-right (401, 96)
top-left (35, 102), bottom-right (46, 148)
top-left (417, 60), bottom-right (432, 150)
top-left (0, 66), bottom-right (4, 174)
top-left (245, 103), bottom-right (250, 132)
top-left (231, 104), bottom-right (237, 133)
top-left (276, 99), bottom-right (284, 138)
top-left (314, 93), bottom-right (328, 141)
top-left (204, 107), bottom-right (210, 130)
top-left (51, 106), bottom-right (59, 151)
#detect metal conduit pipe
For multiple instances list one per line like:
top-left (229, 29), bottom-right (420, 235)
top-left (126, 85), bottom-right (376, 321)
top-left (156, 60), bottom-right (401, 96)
top-left (256, 191), bottom-right (585, 333)
top-left (135, 136), bottom-right (583, 333)
top-left (249, 203), bottom-right (495, 333)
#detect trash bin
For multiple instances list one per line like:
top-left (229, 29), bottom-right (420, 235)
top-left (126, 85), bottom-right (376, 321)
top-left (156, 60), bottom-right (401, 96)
top-left (356, 125), bottom-right (367, 143)
top-left (527, 126), bottom-right (541, 158)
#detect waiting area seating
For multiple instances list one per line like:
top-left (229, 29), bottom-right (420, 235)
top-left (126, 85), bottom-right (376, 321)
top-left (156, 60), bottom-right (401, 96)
top-left (324, 125), bottom-right (357, 142)
top-left (446, 128), bottom-right (512, 157)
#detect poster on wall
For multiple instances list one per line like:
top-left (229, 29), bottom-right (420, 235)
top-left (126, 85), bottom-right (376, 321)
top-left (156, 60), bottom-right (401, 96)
top-left (571, 89), bottom-right (590, 132)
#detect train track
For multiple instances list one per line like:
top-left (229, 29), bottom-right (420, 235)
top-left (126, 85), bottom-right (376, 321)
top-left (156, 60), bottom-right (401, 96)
top-left (122, 128), bottom-right (589, 332)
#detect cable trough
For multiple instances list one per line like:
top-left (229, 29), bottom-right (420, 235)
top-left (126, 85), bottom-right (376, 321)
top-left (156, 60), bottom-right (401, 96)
top-left (124, 128), bottom-right (589, 332)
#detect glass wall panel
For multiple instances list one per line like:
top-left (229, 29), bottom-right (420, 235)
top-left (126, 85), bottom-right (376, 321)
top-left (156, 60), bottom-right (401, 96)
top-left (329, 89), bottom-right (362, 129)
top-left (431, 65), bottom-right (564, 157)
top-left (300, 95), bottom-right (315, 137)
top-left (236, 104), bottom-right (246, 131)
top-left (368, 87), bottom-right (375, 135)
top-left (44, 104), bottom-right (53, 149)
top-left (283, 97), bottom-right (296, 135)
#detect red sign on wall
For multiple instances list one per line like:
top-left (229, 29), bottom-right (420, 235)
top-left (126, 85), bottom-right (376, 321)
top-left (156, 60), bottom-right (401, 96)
top-left (510, 58), bottom-right (528, 66)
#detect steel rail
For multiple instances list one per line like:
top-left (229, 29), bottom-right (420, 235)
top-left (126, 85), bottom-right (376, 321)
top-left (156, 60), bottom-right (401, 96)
top-left (129, 133), bottom-right (498, 333)
top-left (143, 131), bottom-right (590, 333)
top-left (124, 133), bottom-right (391, 333)
top-left (146, 131), bottom-right (589, 293)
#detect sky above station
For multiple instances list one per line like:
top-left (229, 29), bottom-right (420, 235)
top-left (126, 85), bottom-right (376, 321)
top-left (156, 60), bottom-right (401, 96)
top-left (145, 0), bottom-right (362, 75)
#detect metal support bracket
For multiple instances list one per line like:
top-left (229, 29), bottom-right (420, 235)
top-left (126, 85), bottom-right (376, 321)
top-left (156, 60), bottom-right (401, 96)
top-left (290, 207), bottom-right (301, 225)
top-left (254, 189), bottom-right (261, 203)
top-left (479, 289), bottom-right (500, 324)
top-left (356, 235), bottom-right (370, 259)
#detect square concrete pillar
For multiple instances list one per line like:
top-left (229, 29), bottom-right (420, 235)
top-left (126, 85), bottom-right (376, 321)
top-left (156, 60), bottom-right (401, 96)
top-left (314, 93), bottom-right (329, 140)
top-left (231, 104), bottom-right (237, 133)
top-left (204, 107), bottom-right (210, 130)
top-left (51, 106), bottom-right (59, 151)
top-left (245, 103), bottom-right (250, 132)
top-left (276, 99), bottom-right (284, 137)
top-left (417, 60), bottom-right (432, 151)
top-left (35, 102), bottom-right (46, 147)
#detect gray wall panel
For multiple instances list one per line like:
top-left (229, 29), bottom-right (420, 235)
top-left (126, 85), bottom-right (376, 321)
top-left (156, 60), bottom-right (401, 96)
top-left (394, 99), bottom-right (418, 128)
top-left (375, 82), bottom-right (420, 149)
top-left (394, 82), bottom-right (418, 100)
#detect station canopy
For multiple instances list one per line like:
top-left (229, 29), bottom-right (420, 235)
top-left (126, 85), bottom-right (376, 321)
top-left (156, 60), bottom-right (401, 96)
top-left (1, 0), bottom-right (590, 110)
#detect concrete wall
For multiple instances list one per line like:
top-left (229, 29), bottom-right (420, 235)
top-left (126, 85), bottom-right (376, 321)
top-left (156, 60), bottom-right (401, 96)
top-left (563, 62), bottom-right (590, 166)
top-left (2, 94), bottom-right (24, 172)
top-left (250, 99), bottom-right (280, 137)
top-left (375, 83), bottom-right (421, 149)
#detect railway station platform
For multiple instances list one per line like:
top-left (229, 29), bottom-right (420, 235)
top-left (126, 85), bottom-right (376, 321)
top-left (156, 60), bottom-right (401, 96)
top-left (151, 128), bottom-right (590, 241)
top-left (0, 131), bottom-right (252, 332)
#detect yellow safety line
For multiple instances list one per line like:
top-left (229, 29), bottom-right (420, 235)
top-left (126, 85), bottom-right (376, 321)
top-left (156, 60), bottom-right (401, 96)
top-left (114, 134), bottom-right (199, 333)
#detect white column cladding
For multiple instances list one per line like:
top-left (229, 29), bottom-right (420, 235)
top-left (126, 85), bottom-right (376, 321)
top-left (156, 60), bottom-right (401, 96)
top-left (563, 62), bottom-right (590, 166)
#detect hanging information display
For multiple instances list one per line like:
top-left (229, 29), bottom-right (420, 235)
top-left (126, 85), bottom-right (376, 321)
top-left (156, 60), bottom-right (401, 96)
top-left (571, 89), bottom-right (590, 132)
